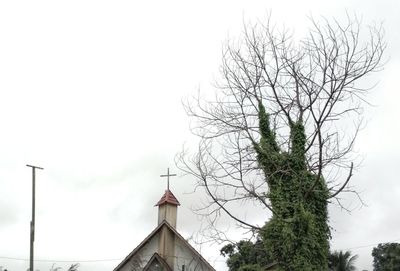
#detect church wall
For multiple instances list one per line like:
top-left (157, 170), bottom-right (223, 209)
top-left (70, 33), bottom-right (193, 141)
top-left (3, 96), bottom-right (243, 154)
top-left (117, 231), bottom-right (160, 271)
top-left (174, 236), bottom-right (213, 271)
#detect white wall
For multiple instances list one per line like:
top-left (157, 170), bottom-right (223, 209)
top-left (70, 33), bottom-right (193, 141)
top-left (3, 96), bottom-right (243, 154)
top-left (116, 227), bottom-right (214, 271)
top-left (174, 237), bottom-right (213, 271)
top-left (118, 231), bottom-right (160, 271)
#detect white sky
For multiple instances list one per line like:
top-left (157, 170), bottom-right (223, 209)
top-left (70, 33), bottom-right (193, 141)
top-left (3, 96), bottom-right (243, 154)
top-left (0, 1), bottom-right (399, 271)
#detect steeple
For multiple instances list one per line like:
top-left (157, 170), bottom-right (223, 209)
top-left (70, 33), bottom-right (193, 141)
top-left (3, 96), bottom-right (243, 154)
top-left (114, 168), bottom-right (216, 271)
top-left (155, 189), bottom-right (180, 228)
top-left (157, 168), bottom-right (180, 228)
top-left (156, 170), bottom-right (180, 268)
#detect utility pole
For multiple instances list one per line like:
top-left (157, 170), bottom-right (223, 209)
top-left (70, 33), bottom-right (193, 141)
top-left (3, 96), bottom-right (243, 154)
top-left (26, 164), bottom-right (43, 271)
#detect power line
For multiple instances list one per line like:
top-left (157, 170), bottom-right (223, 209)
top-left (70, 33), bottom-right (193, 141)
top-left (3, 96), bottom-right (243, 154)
top-left (1, 238), bottom-right (399, 264)
top-left (0, 255), bottom-right (225, 263)
top-left (344, 238), bottom-right (400, 251)
top-left (0, 256), bottom-right (122, 263)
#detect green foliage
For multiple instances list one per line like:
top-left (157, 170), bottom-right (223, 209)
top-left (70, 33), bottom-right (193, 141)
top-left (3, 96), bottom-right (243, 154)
top-left (372, 243), bottom-right (400, 270)
top-left (328, 250), bottom-right (358, 271)
top-left (221, 102), bottom-right (330, 270)
top-left (254, 102), bottom-right (330, 270)
top-left (221, 238), bottom-right (272, 271)
top-left (237, 264), bottom-right (264, 271)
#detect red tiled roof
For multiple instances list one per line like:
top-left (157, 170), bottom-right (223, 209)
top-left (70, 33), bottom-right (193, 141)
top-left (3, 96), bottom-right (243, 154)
top-left (155, 190), bottom-right (180, 206)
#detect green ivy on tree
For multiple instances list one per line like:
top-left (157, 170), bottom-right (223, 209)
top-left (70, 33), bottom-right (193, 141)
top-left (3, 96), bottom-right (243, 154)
top-left (178, 13), bottom-right (385, 271)
top-left (254, 102), bottom-right (330, 270)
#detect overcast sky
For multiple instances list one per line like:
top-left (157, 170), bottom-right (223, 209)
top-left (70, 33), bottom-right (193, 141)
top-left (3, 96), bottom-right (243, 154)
top-left (0, 1), bottom-right (399, 271)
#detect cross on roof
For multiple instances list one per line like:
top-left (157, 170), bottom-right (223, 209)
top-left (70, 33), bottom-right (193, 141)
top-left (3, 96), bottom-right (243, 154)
top-left (160, 168), bottom-right (177, 190)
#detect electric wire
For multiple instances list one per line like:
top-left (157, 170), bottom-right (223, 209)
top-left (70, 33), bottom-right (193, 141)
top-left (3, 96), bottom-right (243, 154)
top-left (1, 237), bottom-right (399, 264)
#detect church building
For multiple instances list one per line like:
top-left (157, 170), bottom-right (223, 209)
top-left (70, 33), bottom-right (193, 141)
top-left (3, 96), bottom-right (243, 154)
top-left (114, 174), bottom-right (216, 271)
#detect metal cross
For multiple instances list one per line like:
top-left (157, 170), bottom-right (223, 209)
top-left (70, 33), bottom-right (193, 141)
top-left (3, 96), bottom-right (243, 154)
top-left (160, 168), bottom-right (177, 190)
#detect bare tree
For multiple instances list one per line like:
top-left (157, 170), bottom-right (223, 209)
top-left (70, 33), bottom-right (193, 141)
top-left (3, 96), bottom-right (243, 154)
top-left (177, 13), bottom-right (385, 243)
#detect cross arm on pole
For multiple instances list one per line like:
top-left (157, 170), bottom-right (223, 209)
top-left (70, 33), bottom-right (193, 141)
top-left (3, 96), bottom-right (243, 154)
top-left (26, 165), bottom-right (44, 170)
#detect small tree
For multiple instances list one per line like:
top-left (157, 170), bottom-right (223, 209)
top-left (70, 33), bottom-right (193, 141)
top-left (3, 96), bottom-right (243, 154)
top-left (372, 243), bottom-right (400, 271)
top-left (220, 236), bottom-right (272, 271)
top-left (49, 263), bottom-right (79, 271)
top-left (49, 263), bottom-right (62, 271)
top-left (328, 250), bottom-right (358, 271)
top-left (66, 264), bottom-right (79, 271)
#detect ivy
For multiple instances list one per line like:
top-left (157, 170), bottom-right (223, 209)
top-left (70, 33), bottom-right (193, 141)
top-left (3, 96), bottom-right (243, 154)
top-left (254, 102), bottom-right (330, 270)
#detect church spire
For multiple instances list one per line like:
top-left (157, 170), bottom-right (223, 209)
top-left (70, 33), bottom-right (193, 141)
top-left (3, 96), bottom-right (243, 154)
top-left (156, 168), bottom-right (179, 228)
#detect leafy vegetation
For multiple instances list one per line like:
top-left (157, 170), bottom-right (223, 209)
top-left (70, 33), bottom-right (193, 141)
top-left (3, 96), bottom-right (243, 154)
top-left (254, 104), bottom-right (330, 270)
top-left (328, 250), bottom-right (358, 271)
top-left (220, 237), bottom-right (272, 271)
top-left (49, 263), bottom-right (79, 271)
top-left (372, 243), bottom-right (400, 271)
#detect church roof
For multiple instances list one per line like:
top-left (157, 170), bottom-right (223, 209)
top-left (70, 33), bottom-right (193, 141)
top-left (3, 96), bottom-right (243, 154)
top-left (113, 220), bottom-right (216, 271)
top-left (155, 189), bottom-right (180, 206)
